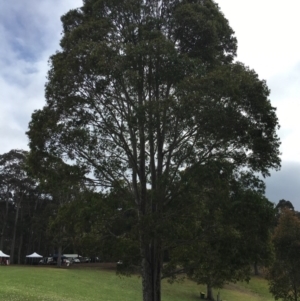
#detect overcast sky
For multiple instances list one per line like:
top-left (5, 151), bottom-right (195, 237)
top-left (1, 1), bottom-right (300, 208)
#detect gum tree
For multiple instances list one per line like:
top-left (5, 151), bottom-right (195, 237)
top-left (27, 0), bottom-right (280, 300)
top-left (164, 162), bottom-right (275, 300)
top-left (268, 209), bottom-right (300, 301)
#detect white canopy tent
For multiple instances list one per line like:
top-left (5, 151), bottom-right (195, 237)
top-left (0, 250), bottom-right (9, 257)
top-left (26, 252), bottom-right (43, 258)
top-left (0, 250), bottom-right (10, 265)
top-left (26, 252), bottom-right (43, 265)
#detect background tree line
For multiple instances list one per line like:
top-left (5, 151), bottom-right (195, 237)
top-left (2, 147), bottom-right (298, 300)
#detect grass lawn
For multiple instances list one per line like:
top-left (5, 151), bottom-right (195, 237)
top-left (0, 264), bottom-right (276, 301)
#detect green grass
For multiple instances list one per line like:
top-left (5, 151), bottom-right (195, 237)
top-left (0, 265), bottom-right (276, 301)
top-left (216, 277), bottom-right (276, 301)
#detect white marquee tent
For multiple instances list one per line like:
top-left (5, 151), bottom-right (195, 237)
top-left (26, 252), bottom-right (43, 265)
top-left (26, 252), bottom-right (43, 258)
top-left (0, 250), bottom-right (10, 265)
top-left (0, 250), bottom-right (9, 257)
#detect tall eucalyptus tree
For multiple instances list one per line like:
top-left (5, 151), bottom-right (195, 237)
top-left (27, 0), bottom-right (280, 300)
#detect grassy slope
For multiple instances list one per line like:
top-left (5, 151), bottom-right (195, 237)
top-left (0, 265), bottom-right (276, 301)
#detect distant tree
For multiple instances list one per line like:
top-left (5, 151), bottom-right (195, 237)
top-left (268, 208), bottom-right (300, 301)
top-left (27, 0), bottom-right (280, 299)
top-left (276, 199), bottom-right (294, 212)
top-left (164, 162), bottom-right (275, 300)
top-left (0, 162), bottom-right (14, 250)
top-left (51, 183), bottom-right (140, 266)
top-left (26, 155), bottom-right (87, 267)
top-left (0, 150), bottom-right (38, 263)
top-left (231, 187), bottom-right (275, 276)
top-left (23, 189), bottom-right (52, 259)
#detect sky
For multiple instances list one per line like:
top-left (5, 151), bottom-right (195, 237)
top-left (0, 0), bottom-right (300, 208)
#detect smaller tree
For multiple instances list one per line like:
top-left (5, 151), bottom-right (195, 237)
top-left (26, 154), bottom-right (88, 266)
top-left (276, 199), bottom-right (294, 212)
top-left (164, 161), bottom-right (275, 300)
top-left (268, 208), bottom-right (300, 301)
top-left (49, 184), bottom-right (140, 266)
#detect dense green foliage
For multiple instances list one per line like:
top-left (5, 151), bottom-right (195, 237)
top-left (268, 209), bottom-right (300, 301)
top-left (0, 150), bottom-right (50, 263)
top-left (26, 0), bottom-right (280, 300)
top-left (0, 150), bottom-right (93, 264)
top-left (164, 161), bottom-right (275, 300)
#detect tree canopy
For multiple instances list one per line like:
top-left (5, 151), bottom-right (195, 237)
top-left (27, 1), bottom-right (281, 300)
top-left (163, 161), bottom-right (275, 300)
top-left (268, 209), bottom-right (300, 301)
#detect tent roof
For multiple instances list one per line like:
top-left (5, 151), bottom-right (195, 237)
top-left (26, 252), bottom-right (43, 258)
top-left (0, 250), bottom-right (10, 257)
top-left (63, 254), bottom-right (82, 258)
top-left (52, 254), bottom-right (67, 259)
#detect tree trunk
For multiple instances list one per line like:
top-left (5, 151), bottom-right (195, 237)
top-left (37, 231), bottom-right (42, 254)
top-left (141, 240), bottom-right (162, 301)
top-left (254, 261), bottom-right (259, 275)
top-left (10, 200), bottom-right (21, 264)
top-left (17, 203), bottom-right (25, 264)
top-left (57, 245), bottom-right (62, 267)
top-left (0, 194), bottom-right (10, 250)
top-left (207, 283), bottom-right (215, 301)
top-left (26, 230), bottom-right (33, 257)
top-left (0, 217), bottom-right (6, 250)
top-left (17, 233), bottom-right (23, 264)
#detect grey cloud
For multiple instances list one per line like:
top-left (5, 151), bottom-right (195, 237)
top-left (0, 0), bottom-right (83, 64)
top-left (0, 0), bottom-right (82, 155)
top-left (268, 62), bottom-right (300, 103)
top-left (264, 161), bottom-right (300, 211)
top-left (0, 127), bottom-right (29, 154)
